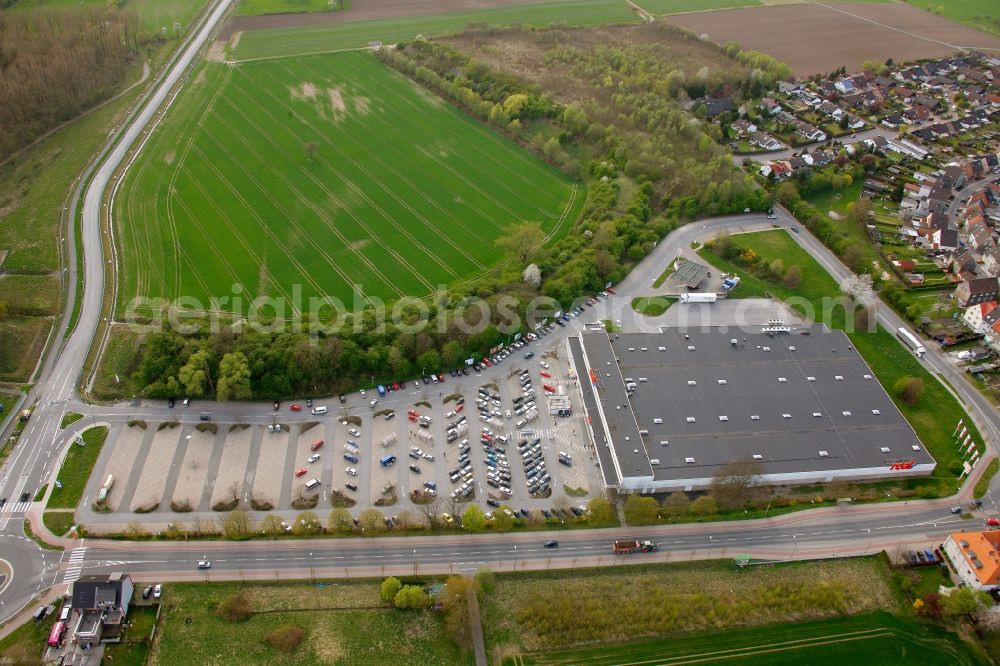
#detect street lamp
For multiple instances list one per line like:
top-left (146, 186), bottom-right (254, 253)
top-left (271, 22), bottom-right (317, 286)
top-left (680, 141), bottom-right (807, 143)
top-left (513, 544), bottom-right (517, 571)
top-left (791, 534), bottom-right (799, 560)
top-left (413, 548), bottom-right (417, 576)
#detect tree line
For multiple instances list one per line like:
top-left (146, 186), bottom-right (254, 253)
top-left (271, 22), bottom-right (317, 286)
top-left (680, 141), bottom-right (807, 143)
top-left (0, 6), bottom-right (141, 161)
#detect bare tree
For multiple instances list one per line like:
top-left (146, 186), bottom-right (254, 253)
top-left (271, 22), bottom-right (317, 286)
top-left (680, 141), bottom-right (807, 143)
top-left (709, 456), bottom-right (764, 511)
top-left (304, 141), bottom-right (318, 161)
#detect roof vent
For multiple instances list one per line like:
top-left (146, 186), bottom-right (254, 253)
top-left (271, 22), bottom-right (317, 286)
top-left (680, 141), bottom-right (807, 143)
top-left (813, 412), bottom-right (822, 417)
top-left (628, 347), bottom-right (635, 352)
top-left (658, 346), bottom-right (666, 351)
top-left (653, 418), bottom-right (663, 424)
top-left (650, 458), bottom-right (660, 465)
top-left (912, 445), bottom-right (922, 451)
top-left (719, 415), bottom-right (729, 422)
top-left (718, 379), bottom-right (727, 385)
top-left (782, 413), bottom-right (792, 419)
top-left (660, 440), bottom-right (669, 446)
top-left (763, 346), bottom-right (771, 352)
top-left (750, 415), bottom-right (760, 421)
top-left (835, 375), bottom-right (844, 381)
top-left (686, 417), bottom-right (696, 423)
top-left (688, 345), bottom-right (696, 351)
top-left (641, 347), bottom-right (648, 352)
top-left (807, 376), bottom-right (816, 382)
top-left (778, 377), bottom-right (788, 383)
top-left (970, 550), bottom-right (979, 560)
top-left (752, 454), bottom-right (763, 460)
top-left (639, 377), bottom-right (648, 383)
top-left (842, 411), bottom-right (852, 416)
top-left (872, 409), bottom-right (881, 415)
top-left (975, 560), bottom-right (984, 569)
top-left (730, 338), bottom-right (738, 345)
top-left (960, 540), bottom-right (969, 548)
top-left (819, 450), bottom-right (829, 457)
top-left (789, 346), bottom-right (796, 351)
top-left (880, 447), bottom-right (891, 453)
top-left (863, 374), bottom-right (873, 380)
top-left (687, 380), bottom-right (697, 386)
top-left (684, 457), bottom-right (696, 463)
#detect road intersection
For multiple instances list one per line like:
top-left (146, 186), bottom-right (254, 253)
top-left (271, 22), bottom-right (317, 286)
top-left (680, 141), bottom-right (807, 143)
top-left (1, 0), bottom-right (999, 630)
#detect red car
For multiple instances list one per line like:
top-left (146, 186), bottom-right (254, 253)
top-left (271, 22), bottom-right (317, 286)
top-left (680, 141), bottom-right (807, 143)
top-left (311, 440), bottom-right (324, 451)
top-left (294, 468), bottom-right (307, 477)
top-left (393, 383), bottom-right (400, 391)
top-left (540, 371), bottom-right (552, 378)
top-left (606, 286), bottom-right (616, 294)
top-left (987, 517), bottom-right (1000, 527)
top-left (437, 374), bottom-right (445, 382)
top-left (543, 383), bottom-right (556, 394)
top-left (456, 404), bottom-right (464, 412)
top-left (408, 409), bottom-right (418, 417)
top-left (408, 414), bottom-right (418, 422)
top-left (290, 404), bottom-right (301, 412)
top-left (483, 359), bottom-right (493, 367)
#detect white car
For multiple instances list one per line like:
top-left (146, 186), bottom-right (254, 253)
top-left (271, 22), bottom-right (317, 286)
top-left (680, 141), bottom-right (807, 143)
top-left (422, 452), bottom-right (435, 461)
top-left (280, 521), bottom-right (292, 532)
top-left (411, 446), bottom-right (424, 455)
top-left (505, 410), bottom-right (512, 419)
top-left (446, 410), bottom-right (456, 419)
top-left (197, 561), bottom-right (212, 569)
top-left (153, 584), bottom-right (162, 599)
top-left (370, 399), bottom-right (378, 408)
top-left (360, 389), bottom-right (366, 398)
top-left (308, 454), bottom-right (320, 463)
top-left (348, 428), bottom-right (361, 437)
top-left (540, 361), bottom-right (550, 369)
top-left (345, 467), bottom-right (359, 476)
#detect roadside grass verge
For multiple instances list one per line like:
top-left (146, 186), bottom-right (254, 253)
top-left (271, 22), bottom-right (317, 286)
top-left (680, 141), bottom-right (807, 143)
top-left (237, 0), bottom-right (349, 15)
top-left (43, 511), bottom-right (76, 537)
top-left (150, 580), bottom-right (468, 665)
top-left (698, 230), bottom-right (983, 484)
top-left (47, 426), bottom-right (108, 509)
top-left (975, 459), bottom-right (999, 499)
top-left (651, 262), bottom-right (677, 288)
top-left (60, 411), bottom-right (84, 429)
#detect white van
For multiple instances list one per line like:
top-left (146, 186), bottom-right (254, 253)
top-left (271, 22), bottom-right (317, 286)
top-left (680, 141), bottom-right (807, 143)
top-left (305, 478), bottom-right (320, 490)
top-left (311, 406), bottom-right (327, 415)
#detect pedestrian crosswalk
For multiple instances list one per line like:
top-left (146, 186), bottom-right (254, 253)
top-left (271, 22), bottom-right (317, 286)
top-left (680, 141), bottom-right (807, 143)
top-left (62, 548), bottom-right (86, 584)
top-left (1, 501), bottom-right (32, 515)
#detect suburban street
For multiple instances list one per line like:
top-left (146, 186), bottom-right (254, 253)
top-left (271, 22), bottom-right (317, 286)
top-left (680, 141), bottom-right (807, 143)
top-left (0, 0), bottom-right (999, 632)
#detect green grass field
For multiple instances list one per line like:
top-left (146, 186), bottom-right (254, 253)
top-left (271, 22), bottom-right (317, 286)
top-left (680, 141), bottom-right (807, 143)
top-left (150, 580), bottom-right (470, 665)
top-left (904, 0), bottom-right (999, 37)
top-left (699, 230), bottom-right (984, 482)
top-left (47, 425), bottom-right (107, 509)
top-left (237, 0), bottom-right (349, 16)
top-left (231, 0), bottom-right (640, 61)
top-left (507, 612), bottom-right (987, 666)
top-left (634, 0), bottom-right (759, 15)
top-left (116, 51), bottom-right (582, 312)
top-left (631, 295), bottom-right (674, 316)
top-left (7, 0), bottom-right (207, 35)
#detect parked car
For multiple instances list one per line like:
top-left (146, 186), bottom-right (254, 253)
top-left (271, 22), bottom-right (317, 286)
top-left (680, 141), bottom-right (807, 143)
top-left (308, 453), bottom-right (320, 463)
top-left (290, 404), bottom-right (301, 412)
top-left (950, 506), bottom-right (963, 514)
top-left (142, 586), bottom-right (153, 599)
top-left (295, 467), bottom-right (308, 478)
top-left (273, 400), bottom-right (280, 410)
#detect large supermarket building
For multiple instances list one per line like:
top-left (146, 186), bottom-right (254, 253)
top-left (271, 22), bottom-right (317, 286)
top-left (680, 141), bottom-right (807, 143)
top-left (567, 326), bottom-right (935, 492)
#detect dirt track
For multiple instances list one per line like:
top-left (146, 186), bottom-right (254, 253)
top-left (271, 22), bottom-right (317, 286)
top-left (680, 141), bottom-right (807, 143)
top-left (221, 0), bottom-right (568, 39)
top-left (668, 2), bottom-right (1000, 76)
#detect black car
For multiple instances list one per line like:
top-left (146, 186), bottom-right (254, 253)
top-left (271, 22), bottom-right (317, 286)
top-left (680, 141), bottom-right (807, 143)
top-left (541, 509), bottom-right (551, 518)
top-left (273, 400), bottom-right (280, 410)
top-left (409, 464), bottom-right (421, 474)
top-left (20, 492), bottom-right (29, 502)
top-left (0, 498), bottom-right (5, 507)
top-left (345, 482), bottom-right (358, 492)
top-left (422, 376), bottom-right (431, 385)
top-left (461, 367), bottom-right (469, 375)
top-left (142, 586), bottom-right (153, 600)
top-left (306, 398), bottom-right (313, 408)
top-left (519, 508), bottom-right (530, 517)
top-left (339, 394), bottom-right (347, 404)
top-left (543, 540), bottom-right (559, 548)
top-left (168, 398), bottom-right (175, 408)
top-left (487, 499), bottom-right (500, 508)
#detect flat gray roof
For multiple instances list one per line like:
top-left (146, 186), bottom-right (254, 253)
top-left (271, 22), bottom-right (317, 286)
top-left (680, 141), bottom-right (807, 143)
top-left (673, 260), bottom-right (710, 289)
top-left (577, 327), bottom-right (932, 485)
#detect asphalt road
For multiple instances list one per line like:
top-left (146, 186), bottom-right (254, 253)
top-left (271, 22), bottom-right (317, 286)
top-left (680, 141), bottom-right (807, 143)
top-left (1, 4), bottom-right (999, 627)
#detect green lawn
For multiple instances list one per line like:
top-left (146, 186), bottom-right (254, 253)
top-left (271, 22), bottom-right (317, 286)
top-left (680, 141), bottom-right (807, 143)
top-left (42, 510), bottom-right (76, 537)
top-left (508, 611), bottom-right (986, 666)
top-left (151, 580), bottom-right (471, 665)
top-left (903, 0), bottom-right (999, 37)
top-left (237, 0), bottom-right (348, 16)
top-left (699, 230), bottom-right (983, 482)
top-left (46, 426), bottom-right (108, 509)
top-left (231, 0), bottom-right (640, 60)
top-left (0, 602), bottom-right (62, 664)
top-left (631, 296), bottom-right (675, 316)
top-left (651, 262), bottom-right (677, 288)
top-left (116, 51), bottom-right (582, 312)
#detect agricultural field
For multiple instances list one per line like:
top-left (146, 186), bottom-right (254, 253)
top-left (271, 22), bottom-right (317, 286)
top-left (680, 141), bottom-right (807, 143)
top-left (237, 0), bottom-right (347, 16)
top-left (633, 0), bottom-right (760, 15)
top-left (507, 611), bottom-right (987, 666)
top-left (904, 0), bottom-right (1000, 37)
top-left (228, 0), bottom-right (640, 61)
top-left (148, 580), bottom-right (470, 665)
top-left (115, 51), bottom-right (581, 313)
top-left (667, 2), bottom-right (1000, 75)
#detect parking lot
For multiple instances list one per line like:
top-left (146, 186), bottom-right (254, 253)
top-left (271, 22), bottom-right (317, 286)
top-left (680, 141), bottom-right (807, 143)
top-left (82, 326), bottom-right (606, 525)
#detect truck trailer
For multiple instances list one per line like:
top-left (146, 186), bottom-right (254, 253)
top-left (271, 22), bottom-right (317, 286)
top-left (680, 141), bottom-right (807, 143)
top-left (612, 539), bottom-right (657, 554)
top-left (679, 293), bottom-right (717, 304)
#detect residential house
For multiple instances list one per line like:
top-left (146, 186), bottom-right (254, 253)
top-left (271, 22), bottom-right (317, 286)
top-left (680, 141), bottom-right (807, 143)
top-left (750, 131), bottom-right (782, 151)
top-left (983, 247), bottom-right (1000, 276)
top-left (70, 573), bottom-right (134, 645)
top-left (834, 78), bottom-right (855, 94)
top-left (963, 300), bottom-right (998, 335)
top-left (881, 114), bottom-right (904, 129)
top-left (847, 116), bottom-right (865, 130)
top-left (969, 225), bottom-right (996, 252)
top-left (760, 97), bottom-right (782, 115)
top-left (794, 120), bottom-right (826, 142)
top-left (955, 277), bottom-right (1000, 307)
top-left (731, 119), bottom-right (757, 136)
top-left (932, 227), bottom-right (960, 251)
top-left (817, 100), bottom-right (844, 119)
top-left (777, 80), bottom-right (800, 95)
top-left (759, 160), bottom-right (792, 179)
top-left (701, 97), bottom-right (734, 118)
top-left (943, 532), bottom-right (1000, 591)
top-left (903, 104), bottom-right (931, 124)
top-left (945, 248), bottom-right (977, 277)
